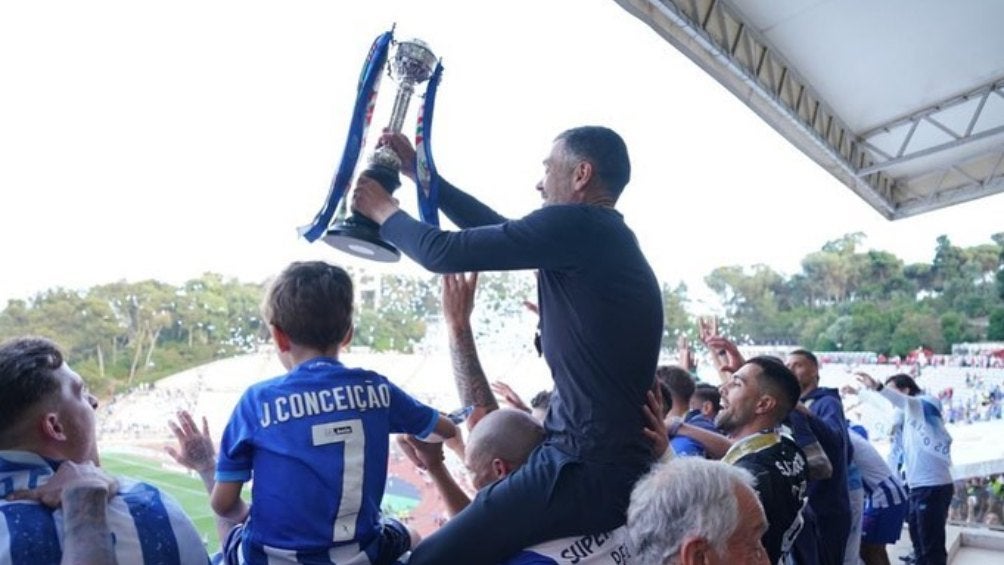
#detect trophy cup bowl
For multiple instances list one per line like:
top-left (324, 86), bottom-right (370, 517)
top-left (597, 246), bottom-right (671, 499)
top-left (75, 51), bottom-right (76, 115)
top-left (324, 39), bottom-right (437, 262)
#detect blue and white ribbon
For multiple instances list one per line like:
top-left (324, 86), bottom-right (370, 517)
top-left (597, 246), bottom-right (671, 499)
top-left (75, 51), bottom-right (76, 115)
top-left (415, 62), bottom-right (443, 227)
top-left (298, 30), bottom-right (393, 242)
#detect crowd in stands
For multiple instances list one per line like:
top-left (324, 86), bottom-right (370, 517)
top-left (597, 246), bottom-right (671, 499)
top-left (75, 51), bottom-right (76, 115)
top-left (99, 382), bottom-right (199, 440)
top-left (954, 475), bottom-right (1004, 527)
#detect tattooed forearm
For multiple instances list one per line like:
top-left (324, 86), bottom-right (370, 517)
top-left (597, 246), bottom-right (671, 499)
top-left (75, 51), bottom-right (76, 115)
top-left (61, 484), bottom-right (117, 565)
top-left (450, 325), bottom-right (499, 411)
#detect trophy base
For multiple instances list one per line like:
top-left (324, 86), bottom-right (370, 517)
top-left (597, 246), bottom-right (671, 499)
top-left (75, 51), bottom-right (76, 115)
top-left (323, 220), bottom-right (401, 263)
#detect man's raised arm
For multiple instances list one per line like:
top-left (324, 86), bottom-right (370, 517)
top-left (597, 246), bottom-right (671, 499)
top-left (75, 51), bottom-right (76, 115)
top-left (443, 273), bottom-right (498, 430)
top-left (378, 132), bottom-right (506, 228)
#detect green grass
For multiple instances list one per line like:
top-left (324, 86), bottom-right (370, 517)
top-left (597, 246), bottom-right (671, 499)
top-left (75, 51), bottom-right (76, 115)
top-left (100, 452), bottom-right (222, 551)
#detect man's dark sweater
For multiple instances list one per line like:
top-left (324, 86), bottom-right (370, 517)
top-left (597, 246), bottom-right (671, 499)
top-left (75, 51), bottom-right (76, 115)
top-left (381, 182), bottom-right (663, 469)
top-left (795, 386), bottom-right (853, 565)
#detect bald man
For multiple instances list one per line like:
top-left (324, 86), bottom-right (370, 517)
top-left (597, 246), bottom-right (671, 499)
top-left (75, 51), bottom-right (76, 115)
top-left (396, 272), bottom-right (636, 564)
top-left (464, 409), bottom-right (545, 491)
top-left (400, 408), bottom-right (633, 564)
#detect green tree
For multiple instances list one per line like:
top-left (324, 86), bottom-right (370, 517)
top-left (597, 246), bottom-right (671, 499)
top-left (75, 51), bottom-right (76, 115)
top-left (940, 311), bottom-right (975, 346)
top-left (989, 307), bottom-right (1004, 340)
top-left (890, 311), bottom-right (945, 356)
top-left (661, 282), bottom-right (692, 349)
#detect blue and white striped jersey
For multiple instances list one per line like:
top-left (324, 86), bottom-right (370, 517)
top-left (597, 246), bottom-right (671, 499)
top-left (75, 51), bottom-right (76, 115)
top-left (847, 431), bottom-right (907, 508)
top-left (0, 450), bottom-right (209, 565)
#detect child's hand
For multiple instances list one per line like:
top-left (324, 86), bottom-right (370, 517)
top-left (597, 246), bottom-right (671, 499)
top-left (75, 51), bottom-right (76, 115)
top-left (396, 435), bottom-right (445, 472)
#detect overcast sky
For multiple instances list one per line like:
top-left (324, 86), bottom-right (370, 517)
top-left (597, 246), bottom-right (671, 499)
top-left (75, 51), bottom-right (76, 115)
top-left (2, 0), bottom-right (1002, 312)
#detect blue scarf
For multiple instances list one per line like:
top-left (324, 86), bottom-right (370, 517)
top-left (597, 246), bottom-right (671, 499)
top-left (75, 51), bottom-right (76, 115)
top-left (299, 31), bottom-right (393, 242)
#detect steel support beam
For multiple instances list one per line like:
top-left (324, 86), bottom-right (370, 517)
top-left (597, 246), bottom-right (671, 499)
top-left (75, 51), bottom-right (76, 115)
top-left (857, 80), bottom-right (1004, 176)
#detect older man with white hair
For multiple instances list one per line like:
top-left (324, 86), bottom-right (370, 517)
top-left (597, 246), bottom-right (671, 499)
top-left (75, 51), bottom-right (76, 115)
top-left (627, 457), bottom-right (770, 565)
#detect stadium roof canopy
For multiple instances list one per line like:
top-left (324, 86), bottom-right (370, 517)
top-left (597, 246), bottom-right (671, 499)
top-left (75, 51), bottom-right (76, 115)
top-left (614, 0), bottom-right (1004, 220)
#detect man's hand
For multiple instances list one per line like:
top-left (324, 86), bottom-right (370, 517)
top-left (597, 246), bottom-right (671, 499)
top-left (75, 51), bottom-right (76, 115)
top-left (840, 384), bottom-right (860, 396)
top-left (677, 335), bottom-right (696, 372)
top-left (855, 372), bottom-right (880, 391)
top-left (396, 435), bottom-right (446, 472)
top-left (443, 273), bottom-right (478, 329)
top-left (378, 131), bottom-right (417, 181)
top-left (6, 460), bottom-right (118, 508)
top-left (643, 385), bottom-right (670, 459)
top-left (703, 335), bottom-right (745, 373)
top-left (351, 176), bottom-right (401, 225)
top-left (491, 381), bottom-right (531, 413)
top-left (166, 410), bottom-right (215, 474)
top-left (698, 317), bottom-right (718, 342)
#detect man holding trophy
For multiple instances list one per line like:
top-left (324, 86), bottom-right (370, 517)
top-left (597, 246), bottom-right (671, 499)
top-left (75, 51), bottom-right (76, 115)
top-left (301, 29), bottom-right (662, 563)
top-left (353, 126), bottom-right (662, 563)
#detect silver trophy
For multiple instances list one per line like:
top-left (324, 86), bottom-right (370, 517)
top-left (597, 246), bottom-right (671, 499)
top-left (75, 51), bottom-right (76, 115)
top-left (324, 38), bottom-right (438, 262)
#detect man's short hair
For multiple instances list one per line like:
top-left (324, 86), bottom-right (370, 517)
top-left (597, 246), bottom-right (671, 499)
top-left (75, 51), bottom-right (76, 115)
top-left (656, 365), bottom-right (695, 402)
top-left (693, 383), bottom-right (721, 412)
top-left (789, 348), bottom-right (819, 367)
top-left (261, 261), bottom-right (354, 351)
top-left (555, 126), bottom-right (631, 197)
top-left (0, 337), bottom-right (64, 440)
top-left (885, 374), bottom-right (921, 396)
top-left (746, 355), bottom-right (802, 417)
top-left (627, 457), bottom-right (756, 564)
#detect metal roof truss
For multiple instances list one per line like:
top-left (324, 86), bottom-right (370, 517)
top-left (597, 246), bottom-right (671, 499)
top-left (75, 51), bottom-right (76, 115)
top-left (614, 0), bottom-right (1004, 219)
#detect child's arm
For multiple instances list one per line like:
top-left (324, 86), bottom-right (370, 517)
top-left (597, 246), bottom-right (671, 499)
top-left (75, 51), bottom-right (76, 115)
top-left (434, 414), bottom-right (458, 439)
top-left (210, 481), bottom-right (249, 523)
top-left (396, 435), bottom-right (471, 518)
top-left (421, 414), bottom-right (459, 443)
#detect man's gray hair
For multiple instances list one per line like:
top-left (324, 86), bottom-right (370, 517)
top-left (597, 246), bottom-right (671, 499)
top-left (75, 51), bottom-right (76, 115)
top-left (627, 457), bottom-right (757, 565)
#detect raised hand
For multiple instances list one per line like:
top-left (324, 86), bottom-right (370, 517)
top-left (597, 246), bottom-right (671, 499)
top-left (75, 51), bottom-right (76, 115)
top-left (855, 372), bottom-right (880, 391)
top-left (698, 316), bottom-right (718, 343)
top-left (443, 273), bottom-right (479, 328)
top-left (491, 380), bottom-right (531, 413)
top-left (166, 410), bottom-right (215, 474)
top-left (703, 336), bottom-right (745, 373)
top-left (677, 335), bottom-right (696, 372)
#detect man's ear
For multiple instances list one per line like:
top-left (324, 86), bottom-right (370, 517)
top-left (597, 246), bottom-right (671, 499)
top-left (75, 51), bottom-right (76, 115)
top-left (679, 535), bottom-right (713, 565)
top-left (701, 401), bottom-right (715, 417)
top-left (491, 458), bottom-right (512, 480)
top-left (42, 412), bottom-right (67, 442)
top-left (755, 394), bottom-right (777, 416)
top-left (270, 323), bottom-right (292, 353)
top-left (572, 160), bottom-right (594, 191)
